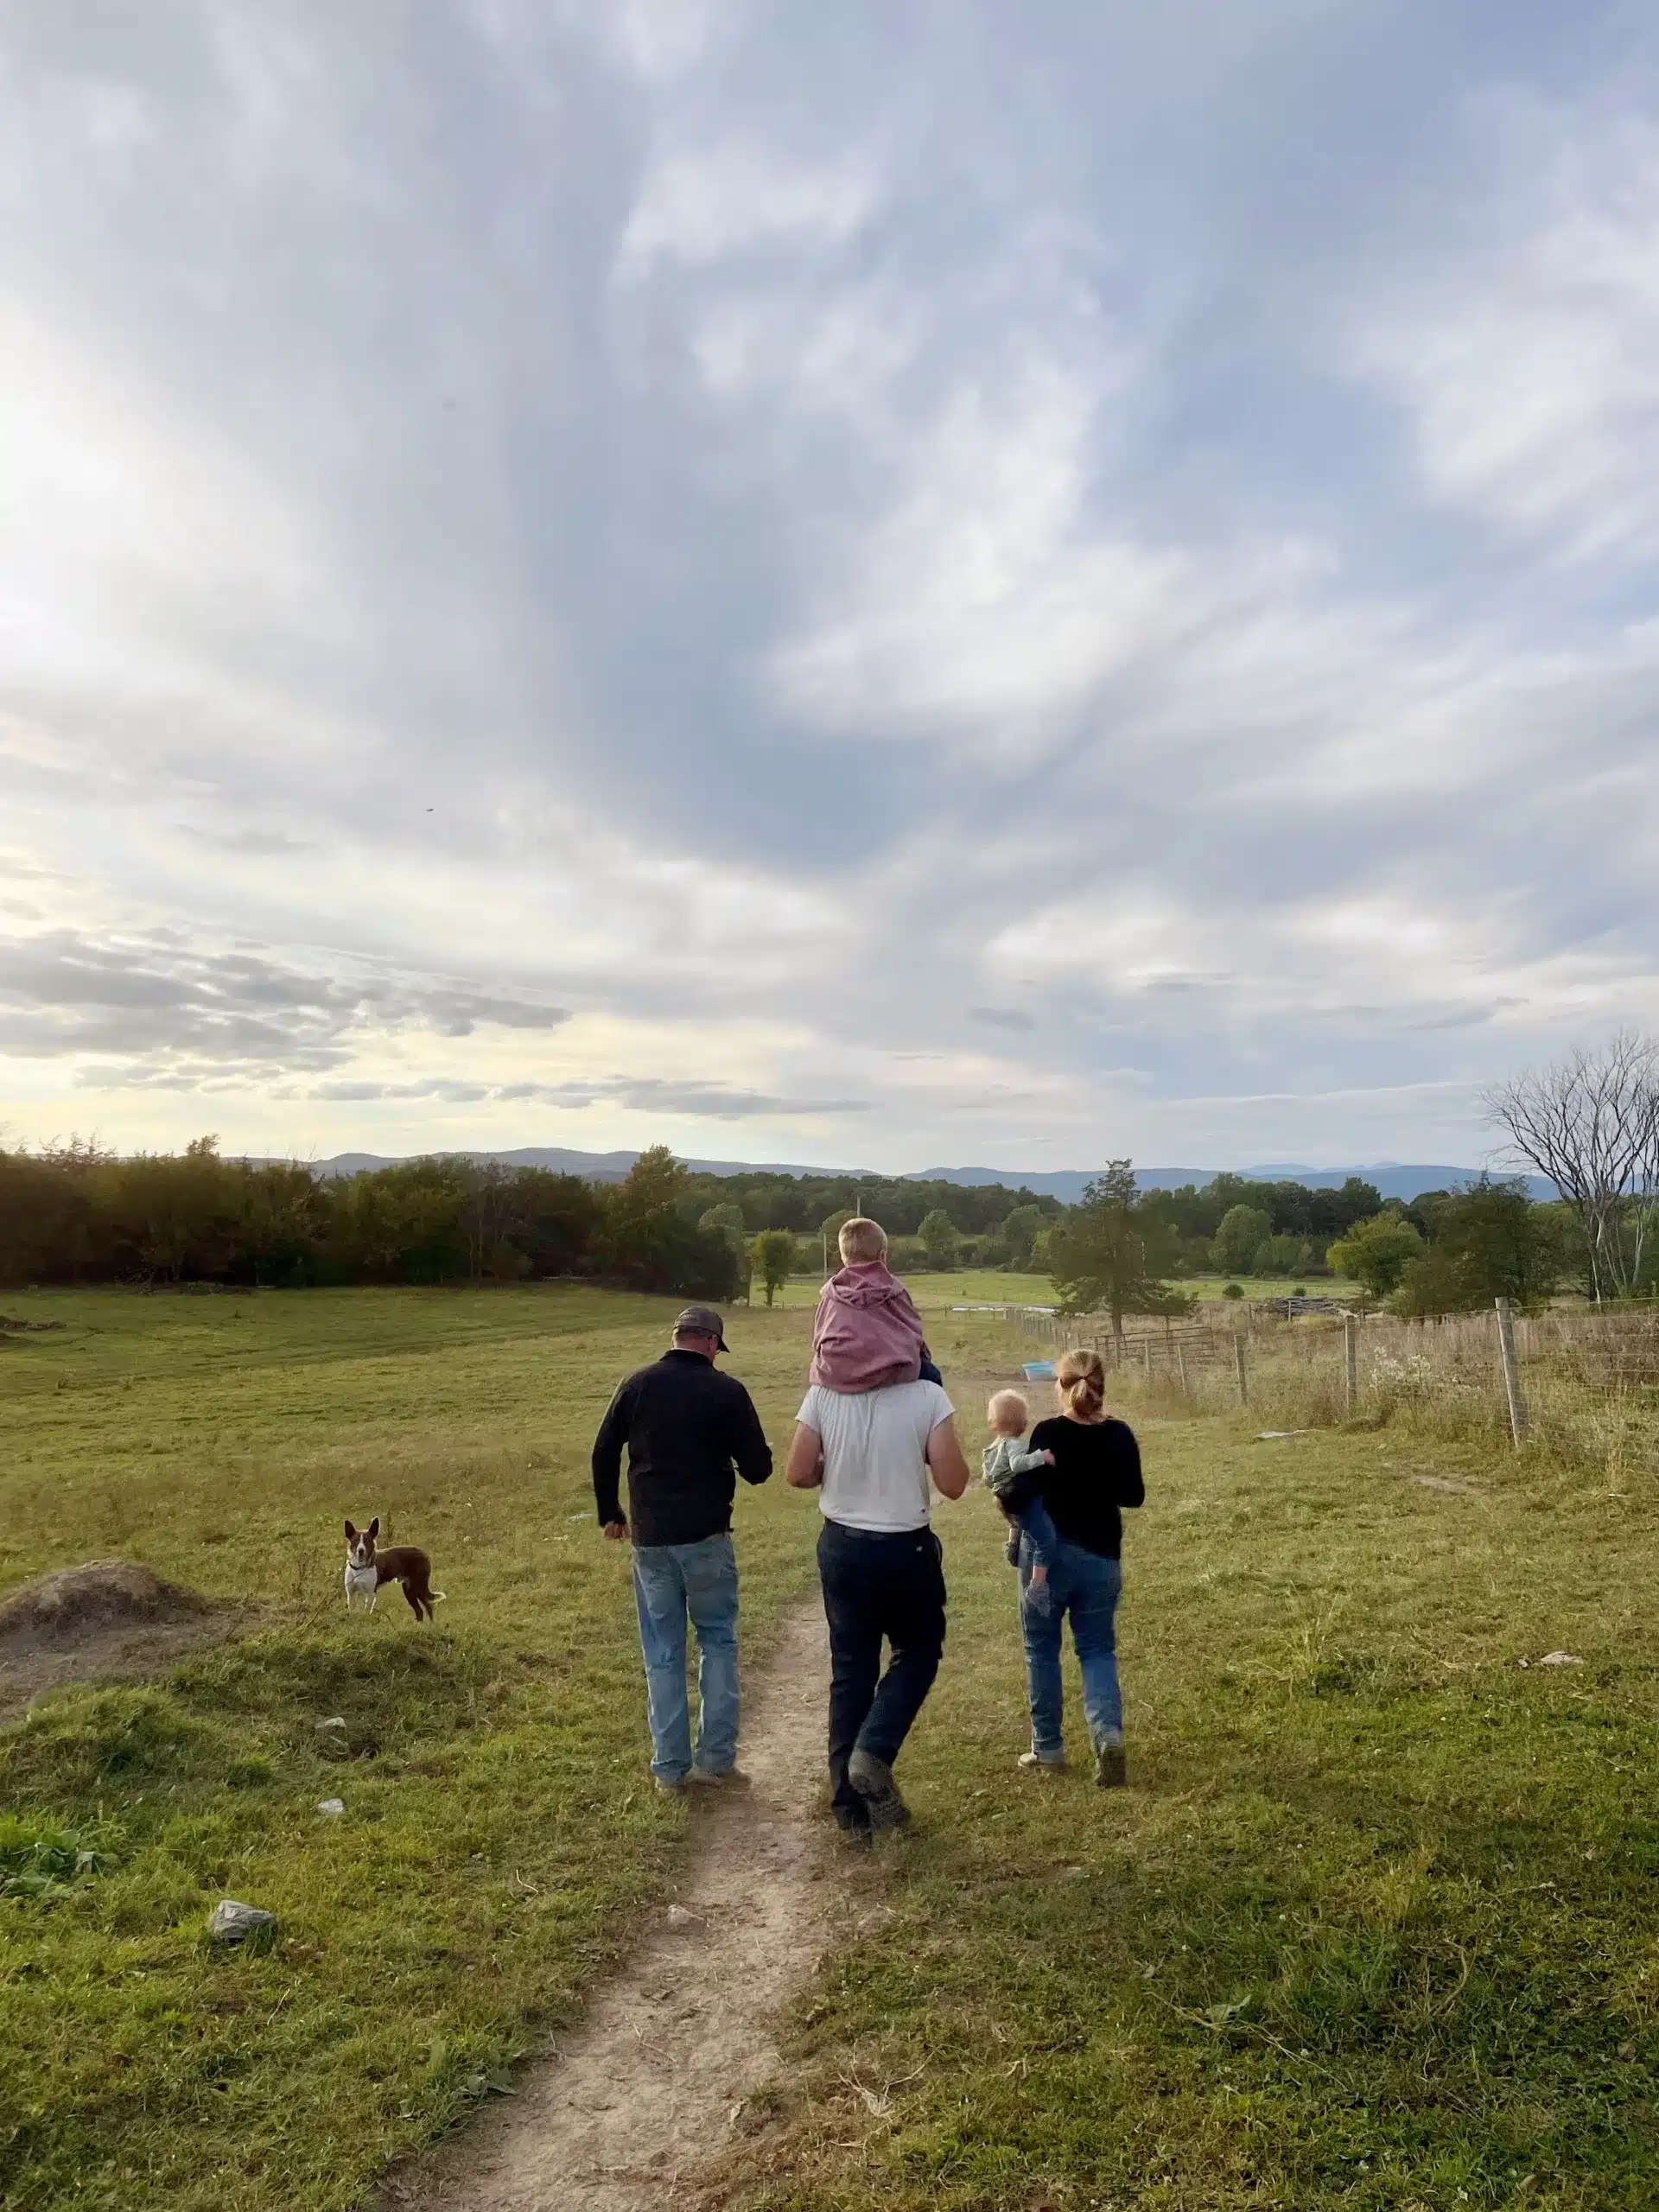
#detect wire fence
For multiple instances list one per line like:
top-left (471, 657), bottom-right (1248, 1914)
top-left (1001, 1299), bottom-right (1659, 1481)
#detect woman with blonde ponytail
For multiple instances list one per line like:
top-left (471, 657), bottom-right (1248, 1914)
top-left (999, 1346), bottom-right (1144, 1786)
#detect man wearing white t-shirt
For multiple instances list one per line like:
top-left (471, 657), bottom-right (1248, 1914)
top-left (785, 1376), bottom-right (972, 1833)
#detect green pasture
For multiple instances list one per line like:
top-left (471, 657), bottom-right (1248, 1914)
top-left (725, 1382), bottom-right (1659, 2211)
top-left (4, 1287), bottom-right (1659, 2211)
top-left (0, 1287), bottom-right (823, 2212)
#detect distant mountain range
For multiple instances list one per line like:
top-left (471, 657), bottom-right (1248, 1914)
top-left (917, 1162), bottom-right (1557, 1202)
top-left (288, 1147), bottom-right (1554, 1203)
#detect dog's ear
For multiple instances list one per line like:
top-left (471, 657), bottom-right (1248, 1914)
top-left (367, 1516), bottom-right (379, 1539)
top-left (344, 1519), bottom-right (357, 1540)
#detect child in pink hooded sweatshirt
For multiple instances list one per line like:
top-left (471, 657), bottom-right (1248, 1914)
top-left (810, 1217), bottom-right (944, 1391)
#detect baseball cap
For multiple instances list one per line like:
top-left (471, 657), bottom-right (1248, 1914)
top-left (673, 1305), bottom-right (729, 1351)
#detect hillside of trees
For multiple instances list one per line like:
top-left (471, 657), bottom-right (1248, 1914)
top-left (0, 1135), bottom-right (1610, 1316)
top-left (0, 1141), bottom-right (735, 1298)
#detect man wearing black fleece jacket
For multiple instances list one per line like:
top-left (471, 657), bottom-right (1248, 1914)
top-left (591, 1306), bottom-right (772, 1791)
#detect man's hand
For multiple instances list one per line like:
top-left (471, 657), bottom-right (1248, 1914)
top-left (602, 1518), bottom-right (629, 1541)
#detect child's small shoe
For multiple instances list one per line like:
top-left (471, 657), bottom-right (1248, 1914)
top-left (1023, 1577), bottom-right (1052, 1618)
top-left (1004, 1535), bottom-right (1021, 1567)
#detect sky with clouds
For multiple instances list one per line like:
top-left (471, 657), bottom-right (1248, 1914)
top-left (3, 0), bottom-right (1657, 1175)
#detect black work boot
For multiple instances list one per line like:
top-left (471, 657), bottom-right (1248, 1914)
top-left (847, 1747), bottom-right (911, 1829)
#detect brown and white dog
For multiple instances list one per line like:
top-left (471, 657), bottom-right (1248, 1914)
top-left (343, 1518), bottom-right (446, 1620)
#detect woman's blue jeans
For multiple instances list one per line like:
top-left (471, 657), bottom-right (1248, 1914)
top-left (1020, 1540), bottom-right (1123, 1757)
top-left (632, 1533), bottom-right (740, 1783)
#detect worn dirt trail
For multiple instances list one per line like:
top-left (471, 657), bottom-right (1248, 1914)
top-left (384, 1597), bottom-right (844, 2212)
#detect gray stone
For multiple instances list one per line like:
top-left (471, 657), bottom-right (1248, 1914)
top-left (208, 1899), bottom-right (279, 1943)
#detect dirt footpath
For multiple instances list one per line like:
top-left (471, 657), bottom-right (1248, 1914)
top-left (384, 1596), bottom-right (846, 2212)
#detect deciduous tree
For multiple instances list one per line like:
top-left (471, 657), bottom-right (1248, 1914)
top-left (753, 1228), bottom-right (794, 1306)
top-left (1000, 1204), bottom-right (1046, 1269)
top-left (1326, 1213), bottom-right (1423, 1303)
top-left (1253, 1232), bottom-right (1312, 1278)
top-left (1212, 1205), bottom-right (1271, 1275)
top-left (917, 1208), bottom-right (961, 1269)
top-left (1392, 1177), bottom-right (1563, 1315)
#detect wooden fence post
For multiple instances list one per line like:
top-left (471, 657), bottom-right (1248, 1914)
top-left (1234, 1332), bottom-right (1249, 1407)
top-left (1495, 1297), bottom-right (1529, 1447)
top-left (1142, 1339), bottom-right (1154, 1381)
top-left (1344, 1311), bottom-right (1358, 1418)
top-left (1176, 1343), bottom-right (1189, 1397)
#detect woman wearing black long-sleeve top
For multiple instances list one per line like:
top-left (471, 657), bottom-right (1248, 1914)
top-left (1003, 1346), bottom-right (1143, 1786)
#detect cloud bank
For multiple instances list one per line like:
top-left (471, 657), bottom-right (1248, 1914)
top-left (3, 1), bottom-right (1658, 1169)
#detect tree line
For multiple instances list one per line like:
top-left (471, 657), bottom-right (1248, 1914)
top-left (1044, 1160), bottom-right (1592, 1339)
top-left (0, 1140), bottom-right (738, 1298)
top-left (10, 1027), bottom-right (1645, 1320)
top-left (0, 1141), bottom-right (1063, 1299)
top-left (682, 1168), bottom-right (1063, 1243)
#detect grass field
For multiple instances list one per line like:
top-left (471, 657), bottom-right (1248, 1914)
top-left (1180, 1272), bottom-right (1361, 1301)
top-left (6, 1288), bottom-right (1659, 2210)
top-left (717, 1367), bottom-right (1659, 2212)
top-left (0, 1287), bottom-right (824, 2212)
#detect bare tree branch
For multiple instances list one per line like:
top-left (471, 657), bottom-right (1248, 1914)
top-left (1481, 1030), bottom-right (1659, 1300)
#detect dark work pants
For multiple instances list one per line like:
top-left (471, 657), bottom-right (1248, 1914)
top-left (816, 1517), bottom-right (947, 1825)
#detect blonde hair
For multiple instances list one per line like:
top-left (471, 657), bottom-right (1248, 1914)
top-left (1055, 1347), bottom-right (1106, 1421)
top-left (987, 1388), bottom-right (1029, 1432)
top-left (838, 1216), bottom-right (887, 1264)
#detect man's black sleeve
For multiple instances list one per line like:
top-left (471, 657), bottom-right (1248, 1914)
top-left (591, 1377), bottom-right (634, 1524)
top-left (728, 1383), bottom-right (773, 1489)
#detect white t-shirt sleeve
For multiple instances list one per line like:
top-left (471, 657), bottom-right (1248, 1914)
top-left (796, 1387), bottom-right (825, 1433)
top-left (921, 1381), bottom-right (955, 1429)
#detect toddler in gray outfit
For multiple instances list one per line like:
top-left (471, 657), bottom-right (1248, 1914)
top-left (983, 1389), bottom-right (1061, 1611)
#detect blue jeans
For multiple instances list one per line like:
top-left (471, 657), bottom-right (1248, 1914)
top-left (632, 1534), bottom-right (740, 1783)
top-left (1020, 1541), bottom-right (1123, 1758)
top-left (1007, 1496), bottom-right (1059, 1568)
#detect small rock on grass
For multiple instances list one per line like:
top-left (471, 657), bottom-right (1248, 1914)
top-left (208, 1899), bottom-right (279, 1944)
top-left (314, 1716), bottom-right (346, 1732)
top-left (317, 1798), bottom-right (345, 1818)
top-left (1538, 1651), bottom-right (1586, 1667)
